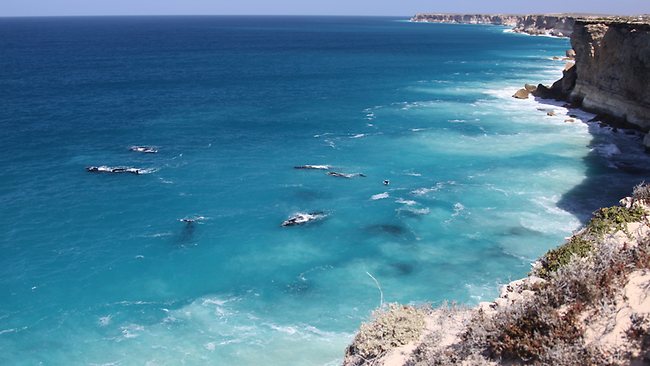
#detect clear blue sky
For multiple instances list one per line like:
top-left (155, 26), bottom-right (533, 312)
top-left (1, 0), bottom-right (648, 17)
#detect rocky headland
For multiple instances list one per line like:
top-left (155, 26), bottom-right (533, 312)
top-left (343, 15), bottom-right (650, 366)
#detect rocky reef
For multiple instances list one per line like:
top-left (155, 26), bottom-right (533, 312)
top-left (410, 13), bottom-right (576, 37)
top-left (343, 186), bottom-right (650, 366)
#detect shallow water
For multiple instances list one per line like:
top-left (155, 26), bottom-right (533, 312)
top-left (1, 16), bottom-right (648, 365)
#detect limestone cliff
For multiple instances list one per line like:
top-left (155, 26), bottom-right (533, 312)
top-left (569, 20), bottom-right (650, 131)
top-left (410, 13), bottom-right (575, 37)
top-left (410, 14), bottom-right (519, 27)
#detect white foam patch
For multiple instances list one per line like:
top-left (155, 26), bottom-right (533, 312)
top-left (396, 198), bottom-right (417, 206)
top-left (98, 315), bottom-right (112, 327)
top-left (370, 192), bottom-right (389, 200)
top-left (593, 143), bottom-right (621, 158)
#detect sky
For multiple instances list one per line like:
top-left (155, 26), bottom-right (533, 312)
top-left (0, 0), bottom-right (648, 17)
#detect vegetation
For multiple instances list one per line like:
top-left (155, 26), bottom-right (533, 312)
top-left (348, 186), bottom-right (650, 366)
top-left (345, 304), bottom-right (427, 365)
top-left (633, 181), bottom-right (650, 203)
top-left (536, 235), bottom-right (592, 279)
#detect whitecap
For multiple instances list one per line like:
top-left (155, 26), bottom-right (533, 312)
top-left (395, 198), bottom-right (417, 206)
top-left (98, 315), bottom-right (112, 327)
top-left (350, 133), bottom-right (365, 139)
top-left (398, 207), bottom-right (430, 215)
top-left (452, 202), bottom-right (465, 217)
top-left (370, 192), bottom-right (389, 200)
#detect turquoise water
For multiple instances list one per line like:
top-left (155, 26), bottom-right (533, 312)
top-left (1, 16), bottom-right (648, 365)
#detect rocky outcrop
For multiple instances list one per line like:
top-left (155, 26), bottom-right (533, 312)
top-left (532, 62), bottom-right (577, 100)
top-left (411, 13), bottom-right (575, 37)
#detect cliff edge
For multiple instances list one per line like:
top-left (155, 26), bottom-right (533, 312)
top-left (343, 186), bottom-right (650, 365)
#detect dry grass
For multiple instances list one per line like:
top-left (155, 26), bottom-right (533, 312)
top-left (345, 304), bottom-right (427, 365)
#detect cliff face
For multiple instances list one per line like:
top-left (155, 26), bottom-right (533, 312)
top-left (569, 21), bottom-right (650, 131)
top-left (410, 14), bottom-right (519, 27)
top-left (411, 13), bottom-right (575, 36)
top-left (514, 15), bottom-right (575, 37)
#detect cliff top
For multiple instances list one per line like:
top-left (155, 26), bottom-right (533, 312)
top-left (344, 185), bottom-right (650, 365)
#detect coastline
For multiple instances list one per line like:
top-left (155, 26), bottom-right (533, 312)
top-left (343, 15), bottom-right (650, 366)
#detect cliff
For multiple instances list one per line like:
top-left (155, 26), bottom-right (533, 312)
top-left (410, 13), bottom-right (576, 37)
top-left (569, 20), bottom-right (650, 131)
top-left (528, 18), bottom-right (650, 148)
top-left (343, 187), bottom-right (650, 365)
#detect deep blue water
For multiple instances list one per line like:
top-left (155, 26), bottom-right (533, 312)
top-left (1, 16), bottom-right (648, 365)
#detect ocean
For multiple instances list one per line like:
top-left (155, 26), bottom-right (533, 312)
top-left (1, 16), bottom-right (648, 365)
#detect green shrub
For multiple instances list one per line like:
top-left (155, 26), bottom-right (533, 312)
top-left (536, 235), bottom-right (592, 279)
top-left (587, 205), bottom-right (646, 237)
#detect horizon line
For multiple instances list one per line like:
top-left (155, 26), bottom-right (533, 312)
top-left (0, 12), bottom-right (644, 19)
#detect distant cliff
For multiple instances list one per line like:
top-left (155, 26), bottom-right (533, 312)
top-left (410, 13), bottom-right (575, 37)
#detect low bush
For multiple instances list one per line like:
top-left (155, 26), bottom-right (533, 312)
top-left (346, 304), bottom-right (427, 364)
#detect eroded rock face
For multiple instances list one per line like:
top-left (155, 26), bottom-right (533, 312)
top-left (410, 14), bottom-right (519, 26)
top-left (513, 15), bottom-right (575, 37)
top-left (569, 21), bottom-right (650, 130)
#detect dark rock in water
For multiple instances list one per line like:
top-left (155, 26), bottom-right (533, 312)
top-left (532, 64), bottom-right (577, 100)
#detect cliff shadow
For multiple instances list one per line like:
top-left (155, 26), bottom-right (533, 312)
top-left (556, 121), bottom-right (650, 224)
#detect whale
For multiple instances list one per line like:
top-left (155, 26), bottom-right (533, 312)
top-left (281, 212), bottom-right (327, 227)
top-left (294, 165), bottom-right (330, 170)
top-left (86, 166), bottom-right (146, 175)
top-left (130, 146), bottom-right (158, 153)
top-left (327, 171), bottom-right (366, 178)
